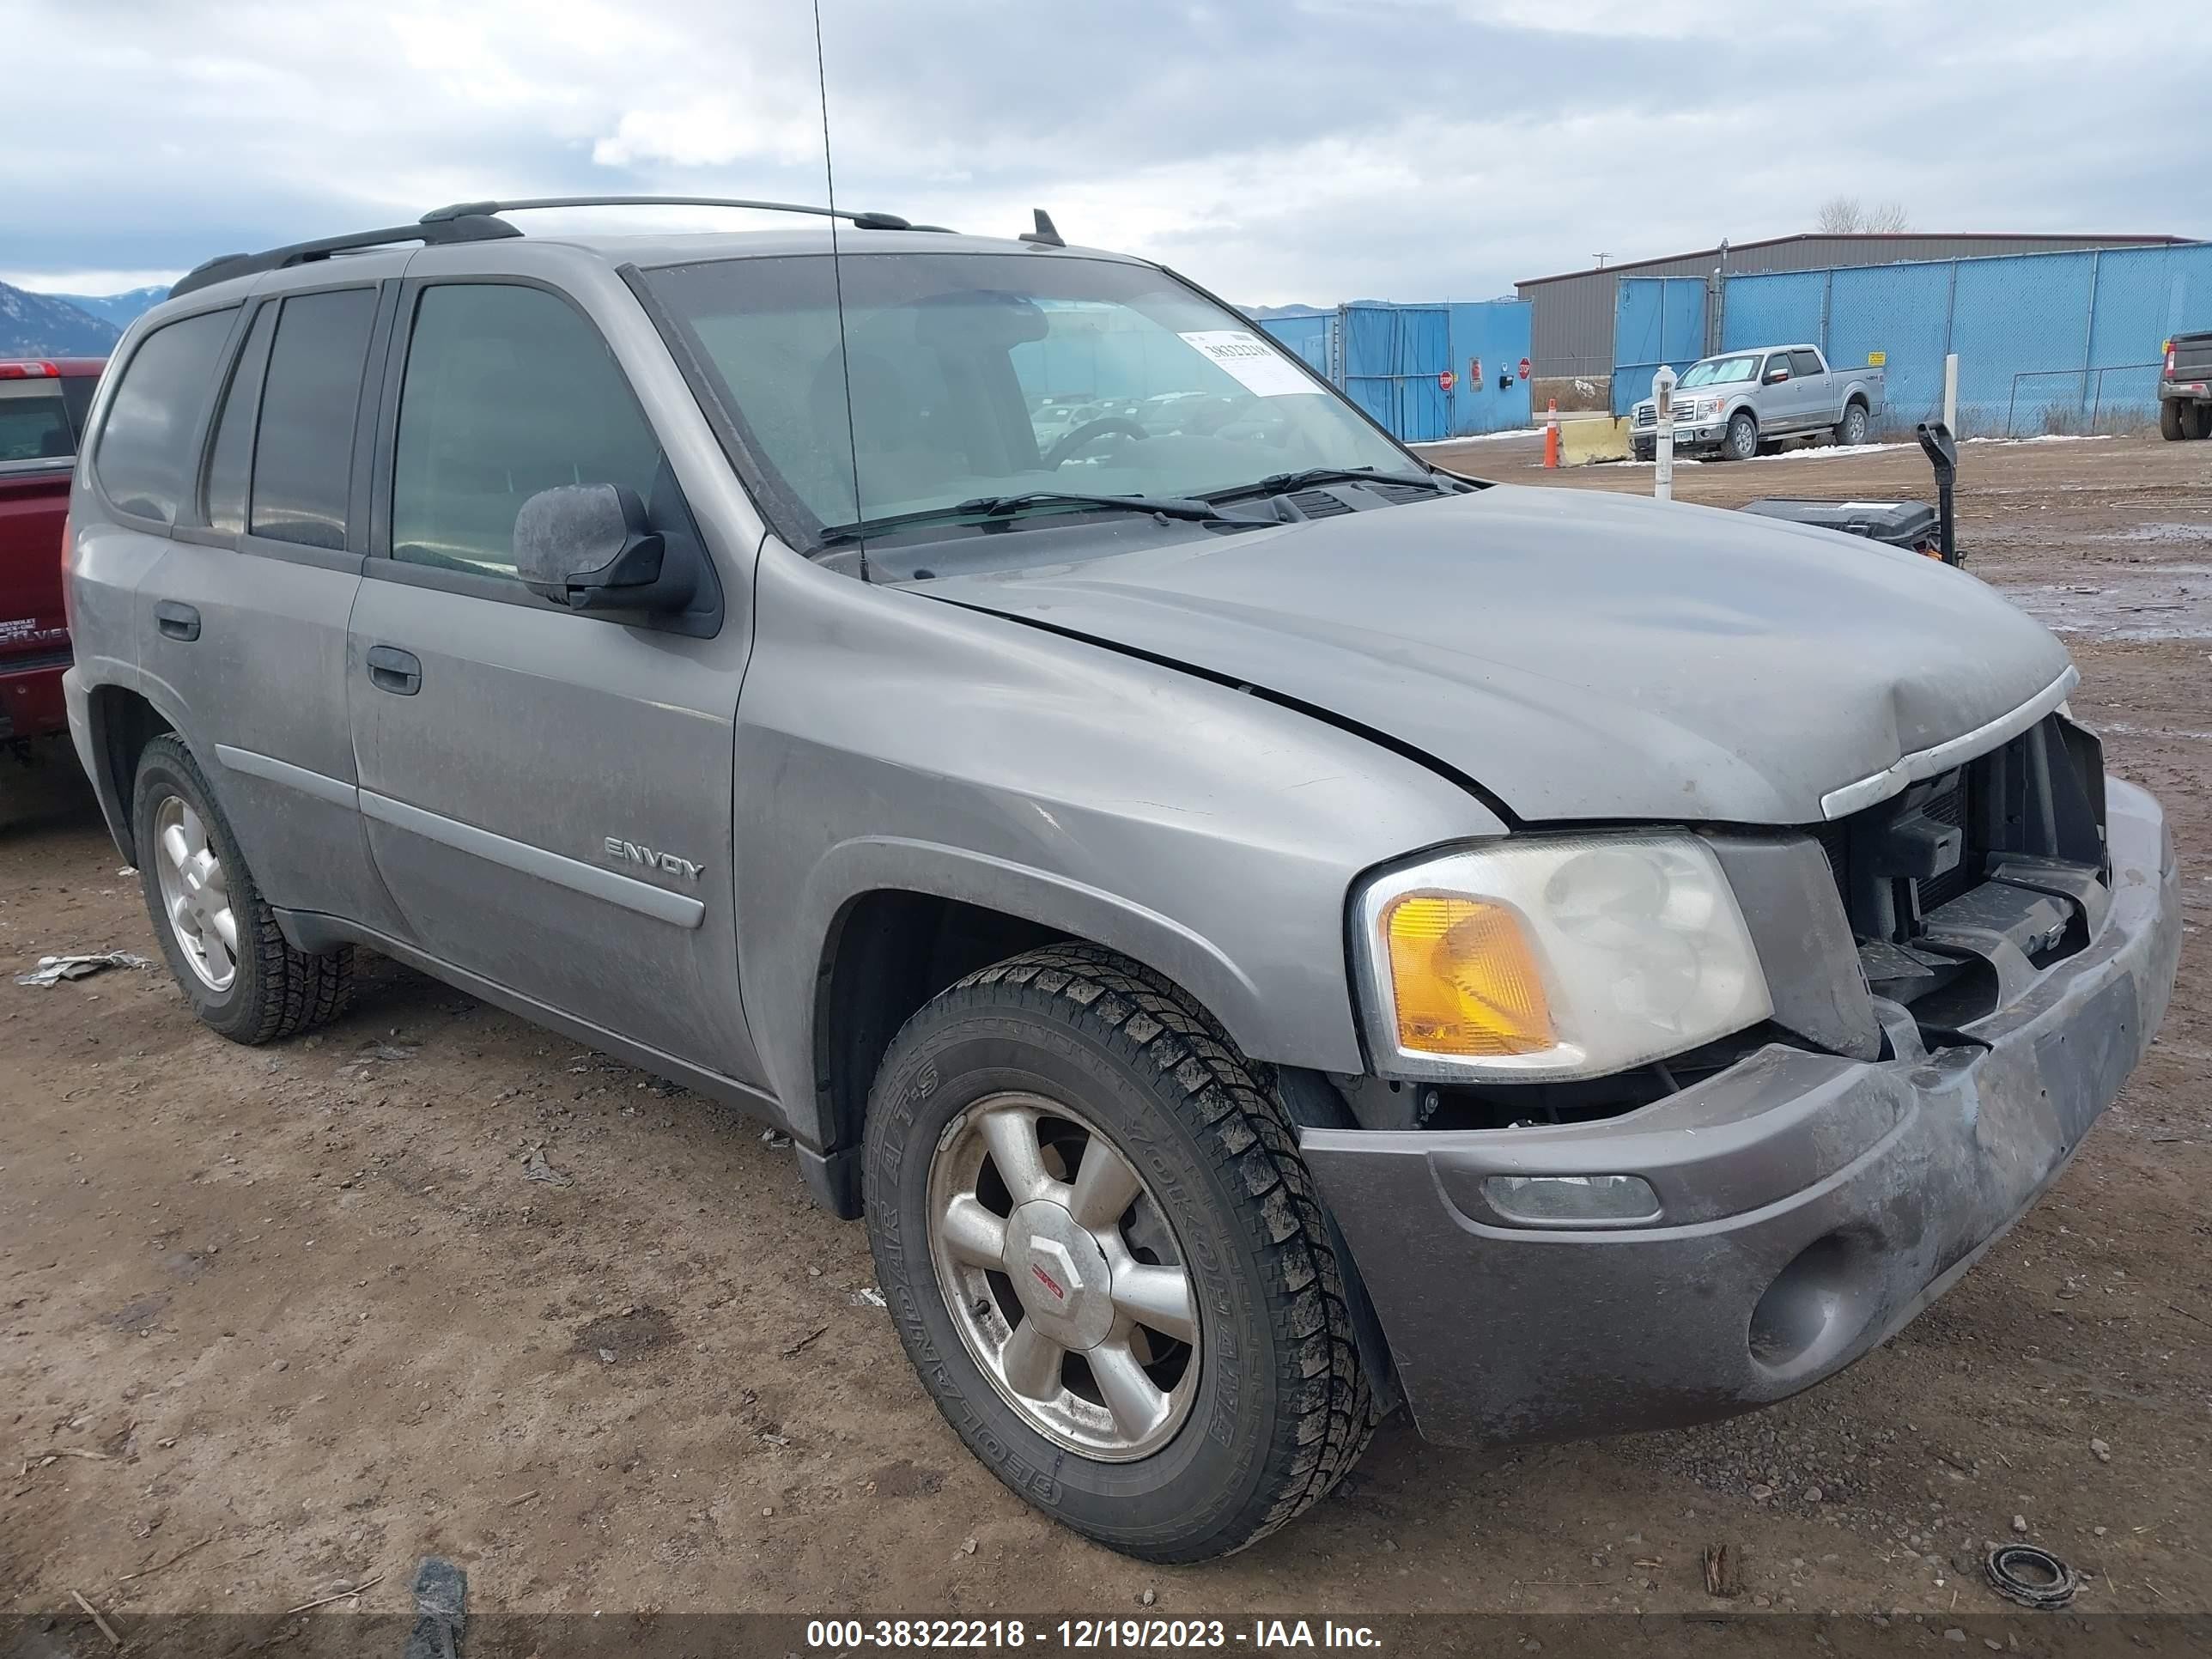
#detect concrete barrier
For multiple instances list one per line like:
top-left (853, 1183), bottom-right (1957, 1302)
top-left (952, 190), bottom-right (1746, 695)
top-left (1563, 416), bottom-right (1632, 465)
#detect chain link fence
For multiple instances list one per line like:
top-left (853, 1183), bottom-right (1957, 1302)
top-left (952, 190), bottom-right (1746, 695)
top-left (1706, 243), bottom-right (2210, 436)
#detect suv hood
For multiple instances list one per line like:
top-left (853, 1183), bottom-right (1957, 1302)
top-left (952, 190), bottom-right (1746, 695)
top-left (919, 484), bottom-right (2075, 824)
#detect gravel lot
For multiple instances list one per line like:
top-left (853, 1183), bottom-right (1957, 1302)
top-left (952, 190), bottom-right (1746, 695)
top-left (3, 434), bottom-right (2206, 1631)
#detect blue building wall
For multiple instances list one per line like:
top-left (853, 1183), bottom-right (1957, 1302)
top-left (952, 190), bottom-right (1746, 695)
top-left (1658, 243), bottom-right (2212, 435)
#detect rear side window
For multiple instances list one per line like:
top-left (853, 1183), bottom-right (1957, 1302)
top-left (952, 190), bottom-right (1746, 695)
top-left (249, 288), bottom-right (377, 550)
top-left (391, 283), bottom-right (661, 579)
top-left (94, 307), bottom-right (236, 523)
top-left (203, 305), bottom-right (276, 537)
top-left (0, 381), bottom-right (73, 464)
top-left (1790, 349), bottom-right (1825, 378)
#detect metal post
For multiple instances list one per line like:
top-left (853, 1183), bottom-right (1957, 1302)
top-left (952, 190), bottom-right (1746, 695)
top-left (1917, 422), bottom-right (1959, 567)
top-left (2079, 250), bottom-right (2102, 421)
top-left (1653, 365), bottom-right (1677, 501)
top-left (1943, 353), bottom-right (1959, 435)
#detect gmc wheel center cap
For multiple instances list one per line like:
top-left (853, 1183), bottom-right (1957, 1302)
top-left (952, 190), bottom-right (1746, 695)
top-left (1005, 1200), bottom-right (1115, 1350)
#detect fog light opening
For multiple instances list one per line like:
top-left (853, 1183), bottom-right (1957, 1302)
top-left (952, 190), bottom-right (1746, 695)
top-left (1749, 1233), bottom-right (1869, 1374)
top-left (1482, 1172), bottom-right (1661, 1227)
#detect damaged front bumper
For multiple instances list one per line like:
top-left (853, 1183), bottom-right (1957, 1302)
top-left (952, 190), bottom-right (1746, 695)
top-left (1301, 775), bottom-right (2180, 1448)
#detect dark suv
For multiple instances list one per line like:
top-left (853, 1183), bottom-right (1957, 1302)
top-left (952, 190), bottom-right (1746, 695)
top-left (60, 198), bottom-right (2180, 1561)
top-left (2160, 331), bottom-right (2211, 440)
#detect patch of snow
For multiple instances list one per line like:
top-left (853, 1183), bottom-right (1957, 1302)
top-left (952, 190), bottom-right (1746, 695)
top-left (1411, 428), bottom-right (1547, 446)
top-left (1598, 441), bottom-right (1907, 468)
top-left (1966, 434), bottom-right (2116, 446)
top-left (1749, 441), bottom-right (1910, 461)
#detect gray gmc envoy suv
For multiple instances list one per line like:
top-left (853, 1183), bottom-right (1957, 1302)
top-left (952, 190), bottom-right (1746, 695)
top-left (62, 198), bottom-right (2180, 1562)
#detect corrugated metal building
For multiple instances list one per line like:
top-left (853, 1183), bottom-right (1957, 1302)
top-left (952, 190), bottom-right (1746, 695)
top-left (1516, 233), bottom-right (2197, 380)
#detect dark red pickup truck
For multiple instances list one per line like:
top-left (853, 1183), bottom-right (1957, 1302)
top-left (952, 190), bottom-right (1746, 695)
top-left (1, 358), bottom-right (101, 751)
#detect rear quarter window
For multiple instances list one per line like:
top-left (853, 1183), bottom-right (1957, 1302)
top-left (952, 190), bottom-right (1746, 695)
top-left (94, 308), bottom-right (238, 524)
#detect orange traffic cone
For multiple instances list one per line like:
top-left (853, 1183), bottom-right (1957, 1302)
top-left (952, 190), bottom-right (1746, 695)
top-left (1543, 398), bottom-right (1560, 468)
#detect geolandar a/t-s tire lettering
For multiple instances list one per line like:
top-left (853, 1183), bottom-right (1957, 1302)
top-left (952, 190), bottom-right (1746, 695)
top-left (131, 734), bottom-right (353, 1045)
top-left (860, 942), bottom-right (1375, 1563)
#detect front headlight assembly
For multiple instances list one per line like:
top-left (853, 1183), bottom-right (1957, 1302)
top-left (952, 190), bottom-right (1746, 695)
top-left (1352, 834), bottom-right (1772, 1082)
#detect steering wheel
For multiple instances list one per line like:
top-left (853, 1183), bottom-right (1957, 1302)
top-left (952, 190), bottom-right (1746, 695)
top-left (1044, 416), bottom-right (1148, 469)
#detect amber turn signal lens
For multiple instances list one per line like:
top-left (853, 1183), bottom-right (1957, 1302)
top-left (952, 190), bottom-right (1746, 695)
top-left (1383, 896), bottom-right (1555, 1056)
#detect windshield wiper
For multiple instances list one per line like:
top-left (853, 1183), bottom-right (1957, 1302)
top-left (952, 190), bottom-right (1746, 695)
top-left (1198, 465), bottom-right (1447, 505)
top-left (816, 490), bottom-right (1253, 546)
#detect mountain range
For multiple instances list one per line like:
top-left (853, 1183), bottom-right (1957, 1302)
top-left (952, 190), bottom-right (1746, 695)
top-left (52, 285), bottom-right (170, 330)
top-left (0, 281), bottom-right (169, 357)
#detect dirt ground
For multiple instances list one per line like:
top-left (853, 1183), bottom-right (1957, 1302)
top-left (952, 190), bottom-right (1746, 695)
top-left (3, 434), bottom-right (2207, 1632)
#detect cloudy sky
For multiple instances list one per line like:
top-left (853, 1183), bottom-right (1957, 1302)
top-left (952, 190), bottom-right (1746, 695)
top-left (3, 0), bottom-right (2206, 304)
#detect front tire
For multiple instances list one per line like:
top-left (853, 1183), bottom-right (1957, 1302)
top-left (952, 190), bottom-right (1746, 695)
top-left (862, 944), bottom-right (1376, 1561)
top-left (1723, 409), bottom-right (1759, 461)
top-left (132, 735), bottom-right (353, 1043)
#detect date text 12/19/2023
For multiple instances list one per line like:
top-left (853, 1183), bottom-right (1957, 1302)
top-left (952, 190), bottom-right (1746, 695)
top-left (804, 1618), bottom-right (1385, 1650)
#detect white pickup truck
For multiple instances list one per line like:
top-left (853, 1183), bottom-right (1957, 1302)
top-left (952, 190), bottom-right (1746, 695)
top-left (1632, 343), bottom-right (1886, 462)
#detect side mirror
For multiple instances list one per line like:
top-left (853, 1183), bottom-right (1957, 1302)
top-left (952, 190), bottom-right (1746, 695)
top-left (513, 484), bottom-right (692, 615)
top-left (1765, 367), bottom-right (1789, 384)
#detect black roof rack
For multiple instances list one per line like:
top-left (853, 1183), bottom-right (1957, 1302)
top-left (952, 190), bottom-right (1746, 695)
top-left (168, 194), bottom-right (975, 302)
top-left (170, 214), bottom-right (519, 298)
top-left (420, 195), bottom-right (930, 232)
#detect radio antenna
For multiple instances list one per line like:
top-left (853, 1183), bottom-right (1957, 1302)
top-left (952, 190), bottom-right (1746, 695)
top-left (813, 0), bottom-right (870, 583)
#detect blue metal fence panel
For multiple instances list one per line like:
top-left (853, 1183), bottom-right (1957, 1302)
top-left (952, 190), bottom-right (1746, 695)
top-left (1256, 313), bottom-right (1333, 377)
top-left (1342, 302), bottom-right (1450, 441)
top-left (1713, 243), bottom-right (2212, 436)
top-left (1718, 270), bottom-right (1824, 352)
top-left (1826, 262), bottom-right (1953, 424)
top-left (1611, 276), bottom-right (1709, 415)
top-left (1261, 299), bottom-right (1532, 440)
top-left (2086, 244), bottom-right (2207, 428)
top-left (1446, 301), bottom-right (1533, 435)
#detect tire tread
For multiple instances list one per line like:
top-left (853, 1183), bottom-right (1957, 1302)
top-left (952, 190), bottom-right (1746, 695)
top-left (136, 735), bottom-right (353, 1045)
top-left (928, 942), bottom-right (1376, 1556)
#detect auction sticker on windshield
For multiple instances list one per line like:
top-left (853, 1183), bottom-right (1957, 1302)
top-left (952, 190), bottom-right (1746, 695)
top-left (1178, 330), bottom-right (1325, 396)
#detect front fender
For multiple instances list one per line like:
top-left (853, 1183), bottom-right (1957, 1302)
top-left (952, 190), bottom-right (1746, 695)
top-left (732, 544), bottom-right (1504, 1151)
top-left (798, 834), bottom-right (1268, 1064)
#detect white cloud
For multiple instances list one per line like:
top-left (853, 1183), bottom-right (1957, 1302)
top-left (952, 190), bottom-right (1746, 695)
top-left (593, 101), bottom-right (823, 169)
top-left (1, 0), bottom-right (2204, 302)
top-left (3, 270), bottom-right (186, 295)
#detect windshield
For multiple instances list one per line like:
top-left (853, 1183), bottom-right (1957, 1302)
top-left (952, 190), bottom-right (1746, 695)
top-left (1677, 354), bottom-right (1759, 389)
top-left (645, 252), bottom-right (1414, 544)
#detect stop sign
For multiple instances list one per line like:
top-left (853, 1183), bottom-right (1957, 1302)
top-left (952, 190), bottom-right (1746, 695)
top-left (1517, 356), bottom-right (1532, 380)
top-left (1437, 368), bottom-right (1455, 392)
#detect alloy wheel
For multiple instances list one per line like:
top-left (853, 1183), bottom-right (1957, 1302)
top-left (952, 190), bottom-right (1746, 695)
top-left (925, 1091), bottom-right (1201, 1461)
top-left (153, 795), bottom-right (237, 992)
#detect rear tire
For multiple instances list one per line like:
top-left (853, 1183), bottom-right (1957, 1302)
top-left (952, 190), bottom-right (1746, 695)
top-left (1723, 409), bottom-right (1759, 461)
top-left (131, 735), bottom-right (353, 1044)
top-left (2162, 399), bottom-right (2186, 441)
top-left (2186, 402), bottom-right (2212, 441)
top-left (1835, 400), bottom-right (1870, 447)
top-left (861, 943), bottom-right (1376, 1561)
